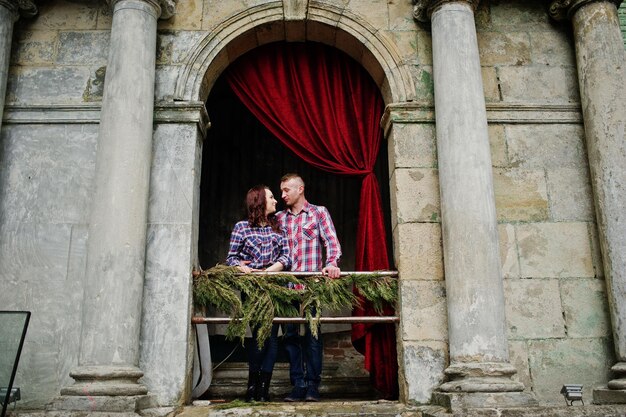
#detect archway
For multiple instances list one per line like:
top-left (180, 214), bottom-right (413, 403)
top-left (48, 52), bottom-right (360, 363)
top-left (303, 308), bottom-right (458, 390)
top-left (181, 3), bottom-right (415, 402)
top-left (198, 40), bottom-right (394, 400)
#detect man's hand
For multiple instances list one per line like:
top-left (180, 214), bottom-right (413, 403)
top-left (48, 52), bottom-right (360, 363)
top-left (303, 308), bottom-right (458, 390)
top-left (322, 265), bottom-right (341, 279)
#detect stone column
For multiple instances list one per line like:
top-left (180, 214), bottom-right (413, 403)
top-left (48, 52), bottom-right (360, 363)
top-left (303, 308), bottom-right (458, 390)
top-left (57, 0), bottom-right (176, 409)
top-left (413, 0), bottom-right (535, 409)
top-left (0, 1), bottom-right (37, 133)
top-left (549, 0), bottom-right (626, 404)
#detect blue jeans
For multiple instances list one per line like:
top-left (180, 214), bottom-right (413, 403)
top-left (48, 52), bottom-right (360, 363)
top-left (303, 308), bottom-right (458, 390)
top-left (248, 323), bottom-right (279, 374)
top-left (284, 320), bottom-right (323, 388)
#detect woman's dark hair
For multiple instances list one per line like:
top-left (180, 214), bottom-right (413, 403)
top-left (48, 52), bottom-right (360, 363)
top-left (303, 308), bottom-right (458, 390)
top-left (246, 185), bottom-right (280, 233)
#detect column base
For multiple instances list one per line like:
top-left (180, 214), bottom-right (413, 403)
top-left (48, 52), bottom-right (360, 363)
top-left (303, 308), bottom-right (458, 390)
top-left (432, 391), bottom-right (539, 410)
top-left (439, 362), bottom-right (525, 392)
top-left (48, 394), bottom-right (158, 413)
top-left (53, 365), bottom-right (153, 414)
top-left (593, 388), bottom-right (626, 404)
top-left (593, 362), bottom-right (626, 404)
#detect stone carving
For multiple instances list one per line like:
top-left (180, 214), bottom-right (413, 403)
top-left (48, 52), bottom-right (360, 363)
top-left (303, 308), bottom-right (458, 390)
top-left (0, 0), bottom-right (37, 18)
top-left (549, 0), bottom-right (622, 20)
top-left (413, 0), bottom-right (480, 22)
top-left (105, 0), bottom-right (176, 19)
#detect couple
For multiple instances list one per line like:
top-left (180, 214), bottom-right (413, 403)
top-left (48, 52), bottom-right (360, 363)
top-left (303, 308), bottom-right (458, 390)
top-left (226, 173), bottom-right (342, 403)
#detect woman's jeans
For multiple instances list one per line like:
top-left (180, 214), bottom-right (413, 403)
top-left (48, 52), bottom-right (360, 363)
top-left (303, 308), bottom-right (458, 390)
top-left (248, 323), bottom-right (279, 373)
top-left (283, 321), bottom-right (323, 388)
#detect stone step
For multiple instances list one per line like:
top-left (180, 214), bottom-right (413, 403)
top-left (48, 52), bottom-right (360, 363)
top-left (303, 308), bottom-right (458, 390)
top-left (179, 402), bottom-right (626, 417)
top-left (203, 362), bottom-right (376, 401)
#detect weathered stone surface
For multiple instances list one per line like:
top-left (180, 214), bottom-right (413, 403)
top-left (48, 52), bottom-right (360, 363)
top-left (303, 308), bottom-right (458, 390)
top-left (159, 31), bottom-right (207, 64)
top-left (0, 124), bottom-right (97, 224)
top-left (528, 338), bottom-right (615, 405)
top-left (508, 341), bottom-right (532, 393)
top-left (388, 0), bottom-right (415, 31)
top-left (477, 31), bottom-right (530, 66)
top-left (482, 66), bottom-right (500, 102)
top-left (410, 65), bottom-right (434, 102)
top-left (546, 167), bottom-right (594, 221)
top-left (498, 66), bottom-right (579, 104)
top-left (499, 224), bottom-right (520, 278)
top-left (432, 391), bottom-right (537, 409)
top-left (347, 0), bottom-right (388, 30)
top-left (391, 168), bottom-right (440, 226)
top-left (506, 124), bottom-right (587, 169)
top-left (588, 223), bottom-right (605, 279)
top-left (560, 278), bottom-right (611, 338)
top-left (517, 222), bottom-right (594, 278)
top-left (593, 388), bottom-right (626, 404)
top-left (488, 125), bottom-right (507, 167)
top-left (387, 122), bottom-right (437, 170)
top-left (400, 342), bottom-right (447, 404)
top-left (0, 222), bottom-right (86, 407)
top-left (530, 29), bottom-right (575, 66)
top-left (504, 278), bottom-right (566, 339)
top-left (7, 66), bottom-right (92, 103)
top-left (157, 0), bottom-right (203, 30)
top-left (11, 30), bottom-right (57, 65)
top-left (148, 124), bottom-right (200, 223)
top-left (201, 0), bottom-right (246, 32)
top-left (141, 224), bottom-right (194, 404)
top-left (399, 280), bottom-right (447, 341)
top-left (27, 1), bottom-right (99, 30)
top-left (56, 31), bottom-right (110, 65)
top-left (493, 168), bottom-right (548, 222)
top-left (383, 29), bottom-right (419, 65)
top-left (393, 222), bottom-right (443, 281)
top-left (416, 30), bottom-right (432, 65)
top-left (489, 0), bottom-right (553, 30)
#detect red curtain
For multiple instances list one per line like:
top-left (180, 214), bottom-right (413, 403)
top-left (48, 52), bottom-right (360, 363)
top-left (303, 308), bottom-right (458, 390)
top-left (226, 42), bottom-right (398, 399)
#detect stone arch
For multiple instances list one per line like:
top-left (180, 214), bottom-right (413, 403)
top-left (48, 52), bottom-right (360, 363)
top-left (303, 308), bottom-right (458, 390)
top-left (174, 2), bottom-right (415, 105)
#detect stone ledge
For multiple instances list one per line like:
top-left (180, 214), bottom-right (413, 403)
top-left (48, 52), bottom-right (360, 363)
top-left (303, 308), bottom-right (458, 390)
top-left (593, 388), bottom-right (626, 404)
top-left (432, 391), bottom-right (538, 410)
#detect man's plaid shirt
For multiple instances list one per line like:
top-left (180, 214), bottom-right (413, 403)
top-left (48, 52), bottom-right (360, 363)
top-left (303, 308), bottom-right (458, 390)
top-left (276, 201), bottom-right (341, 272)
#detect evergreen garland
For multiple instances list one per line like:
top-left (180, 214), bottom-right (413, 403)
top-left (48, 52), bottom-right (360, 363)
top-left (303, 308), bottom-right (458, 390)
top-left (193, 265), bottom-right (398, 347)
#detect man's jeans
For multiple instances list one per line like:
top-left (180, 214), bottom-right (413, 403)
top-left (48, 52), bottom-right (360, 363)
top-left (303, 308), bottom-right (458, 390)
top-left (284, 321), bottom-right (323, 388)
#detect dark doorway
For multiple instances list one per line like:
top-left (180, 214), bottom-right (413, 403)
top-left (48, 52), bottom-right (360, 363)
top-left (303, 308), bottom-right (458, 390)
top-left (197, 42), bottom-right (393, 399)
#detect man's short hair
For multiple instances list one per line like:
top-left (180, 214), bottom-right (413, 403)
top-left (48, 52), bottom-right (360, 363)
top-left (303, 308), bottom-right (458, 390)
top-left (281, 173), bottom-right (305, 187)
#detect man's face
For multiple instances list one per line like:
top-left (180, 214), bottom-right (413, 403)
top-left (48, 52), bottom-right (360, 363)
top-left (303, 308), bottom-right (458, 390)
top-left (280, 178), bottom-right (303, 208)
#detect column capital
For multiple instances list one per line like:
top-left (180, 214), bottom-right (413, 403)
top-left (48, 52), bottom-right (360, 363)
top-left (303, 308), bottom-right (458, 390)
top-left (106, 0), bottom-right (176, 19)
top-left (549, 0), bottom-right (623, 21)
top-left (0, 0), bottom-right (38, 20)
top-left (413, 0), bottom-right (480, 22)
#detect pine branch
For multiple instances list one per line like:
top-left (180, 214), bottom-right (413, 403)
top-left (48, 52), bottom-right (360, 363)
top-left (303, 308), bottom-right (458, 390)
top-left (193, 266), bottom-right (398, 346)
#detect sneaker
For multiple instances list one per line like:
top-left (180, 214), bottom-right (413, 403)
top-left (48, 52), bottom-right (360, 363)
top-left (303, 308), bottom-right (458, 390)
top-left (305, 385), bottom-right (320, 402)
top-left (284, 386), bottom-right (307, 402)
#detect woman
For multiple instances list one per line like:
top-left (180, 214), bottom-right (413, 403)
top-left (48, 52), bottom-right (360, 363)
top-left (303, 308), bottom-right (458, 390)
top-left (226, 185), bottom-right (290, 402)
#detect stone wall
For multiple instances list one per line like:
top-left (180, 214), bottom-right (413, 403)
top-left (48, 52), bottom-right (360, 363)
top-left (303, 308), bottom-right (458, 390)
top-left (0, 0), bottom-right (616, 409)
top-left (617, 3), bottom-right (626, 48)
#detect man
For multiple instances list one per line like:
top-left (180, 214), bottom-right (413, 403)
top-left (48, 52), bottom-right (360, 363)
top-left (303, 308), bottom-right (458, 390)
top-left (276, 173), bottom-right (342, 402)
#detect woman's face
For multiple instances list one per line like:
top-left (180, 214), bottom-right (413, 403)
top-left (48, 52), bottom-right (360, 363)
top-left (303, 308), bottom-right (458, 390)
top-left (265, 188), bottom-right (277, 215)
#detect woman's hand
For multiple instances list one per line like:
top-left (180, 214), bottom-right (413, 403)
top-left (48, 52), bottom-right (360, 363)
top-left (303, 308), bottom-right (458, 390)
top-left (265, 262), bottom-right (284, 272)
top-left (237, 261), bottom-right (256, 274)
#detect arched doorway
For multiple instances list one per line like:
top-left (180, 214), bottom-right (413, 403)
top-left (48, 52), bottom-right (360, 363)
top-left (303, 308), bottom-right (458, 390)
top-left (197, 41), bottom-right (394, 400)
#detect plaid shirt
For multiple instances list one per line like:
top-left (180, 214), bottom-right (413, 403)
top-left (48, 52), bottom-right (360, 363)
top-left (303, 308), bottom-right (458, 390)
top-left (276, 201), bottom-right (341, 272)
top-left (226, 221), bottom-right (291, 270)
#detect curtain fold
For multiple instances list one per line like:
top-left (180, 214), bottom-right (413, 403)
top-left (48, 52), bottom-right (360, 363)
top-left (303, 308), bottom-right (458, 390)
top-left (226, 42), bottom-right (398, 399)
